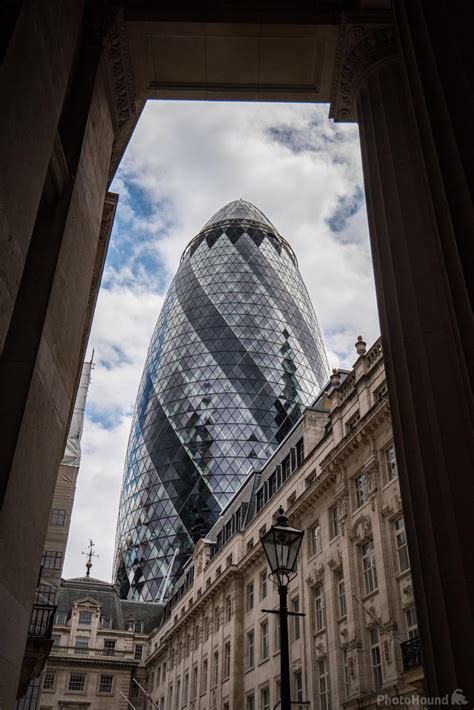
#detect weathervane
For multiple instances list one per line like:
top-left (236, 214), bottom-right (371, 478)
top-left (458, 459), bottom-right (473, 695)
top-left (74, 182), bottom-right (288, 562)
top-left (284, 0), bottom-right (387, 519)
top-left (81, 539), bottom-right (99, 577)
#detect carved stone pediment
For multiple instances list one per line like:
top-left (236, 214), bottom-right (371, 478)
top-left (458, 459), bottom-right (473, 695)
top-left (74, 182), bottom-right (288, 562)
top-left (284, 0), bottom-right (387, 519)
top-left (350, 514), bottom-right (372, 542)
top-left (305, 563), bottom-right (325, 587)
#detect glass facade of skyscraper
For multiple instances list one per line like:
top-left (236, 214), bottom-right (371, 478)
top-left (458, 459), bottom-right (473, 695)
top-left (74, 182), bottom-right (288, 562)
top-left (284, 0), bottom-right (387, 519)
top-left (114, 200), bottom-right (329, 600)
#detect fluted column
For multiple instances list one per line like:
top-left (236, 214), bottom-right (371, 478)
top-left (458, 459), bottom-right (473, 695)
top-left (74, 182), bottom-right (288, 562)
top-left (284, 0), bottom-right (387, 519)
top-left (331, 11), bottom-right (474, 702)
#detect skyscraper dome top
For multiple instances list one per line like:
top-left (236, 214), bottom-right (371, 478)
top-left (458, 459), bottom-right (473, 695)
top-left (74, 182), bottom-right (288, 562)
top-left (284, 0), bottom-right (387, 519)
top-left (201, 199), bottom-right (278, 233)
top-left (182, 199), bottom-right (297, 265)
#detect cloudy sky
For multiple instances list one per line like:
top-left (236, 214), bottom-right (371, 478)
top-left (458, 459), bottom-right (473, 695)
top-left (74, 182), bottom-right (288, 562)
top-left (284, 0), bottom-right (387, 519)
top-left (63, 100), bottom-right (379, 581)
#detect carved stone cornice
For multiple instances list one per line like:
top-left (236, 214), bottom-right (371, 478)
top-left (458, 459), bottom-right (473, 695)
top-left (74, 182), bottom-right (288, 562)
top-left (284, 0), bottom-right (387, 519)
top-left (102, 8), bottom-right (137, 132)
top-left (329, 11), bottom-right (397, 122)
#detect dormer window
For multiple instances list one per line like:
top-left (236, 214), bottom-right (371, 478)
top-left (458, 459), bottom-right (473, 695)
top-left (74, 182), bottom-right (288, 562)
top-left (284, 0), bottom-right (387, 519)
top-left (78, 611), bottom-right (92, 627)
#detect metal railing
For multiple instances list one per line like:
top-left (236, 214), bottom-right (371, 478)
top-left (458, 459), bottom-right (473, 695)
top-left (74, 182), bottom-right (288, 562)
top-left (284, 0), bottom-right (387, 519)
top-left (401, 636), bottom-right (423, 672)
top-left (28, 604), bottom-right (56, 638)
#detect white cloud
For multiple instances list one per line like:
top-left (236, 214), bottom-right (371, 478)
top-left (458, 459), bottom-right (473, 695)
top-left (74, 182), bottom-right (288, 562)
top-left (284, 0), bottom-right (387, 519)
top-left (64, 100), bottom-right (380, 580)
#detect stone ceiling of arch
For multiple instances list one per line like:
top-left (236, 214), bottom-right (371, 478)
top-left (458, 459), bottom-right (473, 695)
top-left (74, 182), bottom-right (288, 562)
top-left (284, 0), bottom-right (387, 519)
top-left (125, 19), bottom-right (340, 102)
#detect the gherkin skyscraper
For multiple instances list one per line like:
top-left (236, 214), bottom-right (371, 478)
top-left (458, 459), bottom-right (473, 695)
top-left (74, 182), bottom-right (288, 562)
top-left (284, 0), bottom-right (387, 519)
top-left (114, 200), bottom-right (329, 600)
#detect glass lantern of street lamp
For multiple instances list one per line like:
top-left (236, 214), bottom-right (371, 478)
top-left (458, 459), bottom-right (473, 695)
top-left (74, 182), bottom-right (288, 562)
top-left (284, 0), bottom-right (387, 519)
top-left (260, 507), bottom-right (304, 587)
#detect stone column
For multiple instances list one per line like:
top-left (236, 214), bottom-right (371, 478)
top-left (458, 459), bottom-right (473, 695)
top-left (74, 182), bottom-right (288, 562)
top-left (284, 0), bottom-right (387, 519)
top-left (330, 10), bottom-right (474, 703)
top-left (0, 6), bottom-right (137, 706)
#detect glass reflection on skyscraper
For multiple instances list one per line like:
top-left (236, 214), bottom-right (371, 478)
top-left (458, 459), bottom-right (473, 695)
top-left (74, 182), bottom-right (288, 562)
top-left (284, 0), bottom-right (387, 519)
top-left (114, 200), bottom-right (329, 600)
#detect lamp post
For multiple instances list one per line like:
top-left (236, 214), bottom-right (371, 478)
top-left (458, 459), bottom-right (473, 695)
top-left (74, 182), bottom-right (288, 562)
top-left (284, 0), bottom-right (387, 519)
top-left (260, 507), bottom-right (304, 710)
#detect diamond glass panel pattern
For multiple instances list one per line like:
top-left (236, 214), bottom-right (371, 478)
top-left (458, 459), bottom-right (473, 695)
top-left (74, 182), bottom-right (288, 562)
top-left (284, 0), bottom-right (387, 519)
top-left (114, 201), bottom-right (329, 600)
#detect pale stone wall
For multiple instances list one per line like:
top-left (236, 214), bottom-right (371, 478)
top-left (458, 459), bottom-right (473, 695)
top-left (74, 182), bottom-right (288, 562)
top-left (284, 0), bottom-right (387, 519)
top-left (40, 599), bottom-right (149, 710)
top-left (144, 338), bottom-right (425, 709)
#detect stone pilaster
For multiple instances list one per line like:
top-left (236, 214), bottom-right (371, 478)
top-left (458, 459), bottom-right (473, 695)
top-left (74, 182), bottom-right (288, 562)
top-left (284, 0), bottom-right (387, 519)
top-left (331, 8), bottom-right (474, 702)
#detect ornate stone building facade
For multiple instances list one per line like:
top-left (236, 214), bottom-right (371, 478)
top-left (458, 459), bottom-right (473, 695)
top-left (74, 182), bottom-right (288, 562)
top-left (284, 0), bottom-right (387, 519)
top-left (140, 336), bottom-right (424, 709)
top-left (39, 576), bottom-right (162, 710)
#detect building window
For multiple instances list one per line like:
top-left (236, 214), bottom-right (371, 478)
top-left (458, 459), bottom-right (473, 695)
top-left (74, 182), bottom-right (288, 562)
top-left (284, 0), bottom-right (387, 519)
top-left (346, 411), bottom-right (360, 433)
top-left (335, 568), bottom-right (347, 618)
top-left (361, 540), bottom-right (378, 595)
top-left (51, 634), bottom-right (61, 647)
top-left (296, 438), bottom-right (304, 465)
top-left (268, 472), bottom-right (277, 497)
top-left (183, 672), bottom-right (189, 703)
top-left (342, 648), bottom-right (349, 698)
top-left (246, 629), bottom-right (255, 669)
top-left (77, 610), bottom-right (92, 627)
top-left (394, 517), bottom-right (410, 573)
top-left (104, 638), bottom-right (116, 654)
top-left (99, 675), bottom-right (113, 694)
top-left (246, 581), bottom-right (254, 611)
top-left (385, 444), bottom-right (398, 481)
top-left (134, 620), bottom-right (144, 633)
top-left (329, 506), bottom-right (339, 540)
top-left (212, 651), bottom-right (219, 687)
top-left (74, 636), bottom-right (88, 654)
top-left (260, 686), bottom-right (270, 710)
top-left (256, 488), bottom-right (265, 511)
top-left (375, 381), bottom-right (388, 401)
top-left (282, 455), bottom-right (292, 481)
top-left (175, 679), bottom-right (181, 710)
top-left (291, 597), bottom-right (300, 640)
top-left (225, 596), bottom-right (232, 622)
top-left (405, 607), bottom-right (418, 639)
top-left (134, 643), bottom-right (144, 660)
top-left (354, 472), bottom-right (369, 508)
top-left (224, 641), bottom-right (231, 679)
top-left (310, 521), bottom-right (322, 556)
top-left (68, 673), bottom-right (86, 692)
top-left (275, 614), bottom-right (281, 652)
top-left (101, 617), bottom-right (112, 629)
top-left (246, 694), bottom-right (255, 710)
top-left (259, 570), bottom-right (267, 600)
top-left (201, 659), bottom-right (208, 693)
top-left (42, 550), bottom-right (63, 570)
top-left (260, 620), bottom-right (269, 660)
top-left (294, 671), bottom-right (303, 703)
top-left (55, 611), bottom-right (67, 625)
top-left (50, 508), bottom-right (67, 526)
top-left (318, 660), bottom-right (331, 710)
top-left (43, 672), bottom-right (55, 691)
top-left (369, 627), bottom-right (383, 690)
top-left (314, 583), bottom-right (325, 632)
top-left (192, 666), bottom-right (198, 699)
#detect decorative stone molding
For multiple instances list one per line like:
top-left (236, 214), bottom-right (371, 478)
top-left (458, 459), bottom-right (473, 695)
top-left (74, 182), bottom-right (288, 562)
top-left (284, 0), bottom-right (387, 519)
top-left (305, 563), bottom-right (325, 587)
top-left (327, 549), bottom-right (343, 570)
top-left (102, 8), bottom-right (137, 131)
top-left (350, 514), bottom-right (372, 543)
top-left (382, 494), bottom-right (403, 519)
top-left (329, 11), bottom-right (397, 122)
top-left (315, 640), bottom-right (327, 658)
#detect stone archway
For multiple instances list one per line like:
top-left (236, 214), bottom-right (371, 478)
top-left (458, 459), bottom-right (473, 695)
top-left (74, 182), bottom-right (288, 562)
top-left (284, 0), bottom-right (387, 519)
top-left (0, 2), bottom-right (472, 707)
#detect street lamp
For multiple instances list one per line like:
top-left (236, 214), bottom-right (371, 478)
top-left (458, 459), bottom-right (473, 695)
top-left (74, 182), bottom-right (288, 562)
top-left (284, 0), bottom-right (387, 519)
top-left (260, 507), bottom-right (304, 710)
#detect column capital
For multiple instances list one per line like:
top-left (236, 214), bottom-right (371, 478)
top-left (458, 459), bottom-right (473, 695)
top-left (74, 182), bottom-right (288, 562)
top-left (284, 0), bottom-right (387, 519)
top-left (329, 11), bottom-right (397, 122)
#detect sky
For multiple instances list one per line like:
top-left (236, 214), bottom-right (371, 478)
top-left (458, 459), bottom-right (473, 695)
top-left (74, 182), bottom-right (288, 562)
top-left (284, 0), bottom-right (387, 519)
top-left (63, 100), bottom-right (380, 582)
